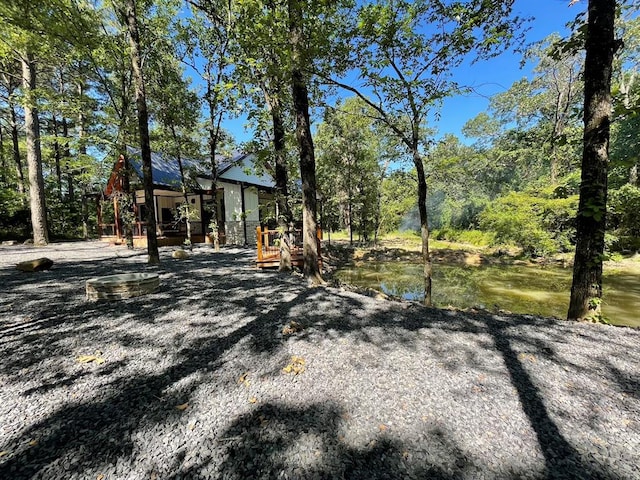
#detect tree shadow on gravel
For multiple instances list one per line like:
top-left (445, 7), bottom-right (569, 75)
top-left (0, 247), bottom-right (294, 379)
top-left (0, 244), bottom-right (637, 479)
top-left (0, 248), bottom-right (322, 478)
top-left (163, 402), bottom-right (477, 480)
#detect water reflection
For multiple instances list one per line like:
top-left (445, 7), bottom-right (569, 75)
top-left (335, 261), bottom-right (639, 327)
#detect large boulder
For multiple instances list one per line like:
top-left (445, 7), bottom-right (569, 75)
top-left (16, 258), bottom-right (54, 272)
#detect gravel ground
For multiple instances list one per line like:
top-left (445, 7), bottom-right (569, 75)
top-left (0, 241), bottom-right (638, 480)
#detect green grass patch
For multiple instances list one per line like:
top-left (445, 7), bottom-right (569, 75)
top-left (431, 228), bottom-right (495, 247)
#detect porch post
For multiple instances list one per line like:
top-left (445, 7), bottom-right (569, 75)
top-left (199, 192), bottom-right (205, 241)
top-left (133, 200), bottom-right (139, 236)
top-left (113, 196), bottom-right (120, 238)
top-left (240, 182), bottom-right (247, 245)
top-left (154, 193), bottom-right (160, 234)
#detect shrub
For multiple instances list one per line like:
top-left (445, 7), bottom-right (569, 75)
top-left (609, 184), bottom-right (640, 238)
top-left (479, 191), bottom-right (578, 256)
top-left (431, 228), bottom-right (494, 246)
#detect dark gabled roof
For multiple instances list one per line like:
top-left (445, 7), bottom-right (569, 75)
top-left (125, 147), bottom-right (250, 190)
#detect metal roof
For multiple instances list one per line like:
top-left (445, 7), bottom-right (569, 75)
top-left (125, 147), bottom-right (256, 189)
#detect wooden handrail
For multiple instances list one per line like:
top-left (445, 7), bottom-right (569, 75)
top-left (256, 226), bottom-right (323, 268)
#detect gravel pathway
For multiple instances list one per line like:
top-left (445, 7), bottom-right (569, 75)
top-left (0, 241), bottom-right (638, 480)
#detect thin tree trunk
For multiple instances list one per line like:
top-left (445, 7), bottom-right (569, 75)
top-left (414, 150), bottom-right (432, 306)
top-left (78, 82), bottom-right (89, 239)
top-left (347, 154), bottom-right (353, 245)
top-left (21, 51), bottom-right (49, 245)
top-left (206, 68), bottom-right (221, 252)
top-left (9, 102), bottom-right (25, 199)
top-left (261, 80), bottom-right (293, 270)
top-left (61, 117), bottom-right (74, 203)
top-left (122, 155), bottom-right (134, 249)
top-left (567, 0), bottom-right (617, 321)
top-left (52, 114), bottom-right (63, 201)
top-left (374, 160), bottom-right (390, 244)
top-left (170, 123), bottom-right (192, 247)
top-left (0, 123), bottom-right (5, 184)
top-left (360, 178), bottom-right (367, 242)
top-left (288, 0), bottom-right (322, 283)
top-left (125, 0), bottom-right (159, 264)
top-left (271, 96), bottom-right (293, 271)
top-left (115, 72), bottom-right (134, 245)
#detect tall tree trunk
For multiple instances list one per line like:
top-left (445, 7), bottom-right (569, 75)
top-left (206, 68), bottom-right (222, 252)
top-left (9, 102), bottom-right (25, 199)
top-left (288, 0), bottom-right (322, 283)
top-left (347, 154), bottom-right (353, 245)
top-left (78, 82), bottom-right (89, 239)
top-left (0, 123), bottom-right (5, 184)
top-left (125, 0), bottom-right (159, 264)
top-left (264, 86), bottom-right (293, 271)
top-left (122, 155), bottom-right (134, 249)
top-left (58, 73), bottom-right (74, 203)
top-left (61, 117), bottom-right (74, 203)
top-left (114, 72), bottom-right (134, 245)
top-left (567, 0), bottom-right (617, 321)
top-left (413, 149), bottom-right (432, 306)
top-left (52, 114), bottom-right (63, 201)
top-left (274, 109), bottom-right (293, 272)
top-left (21, 51), bottom-right (49, 245)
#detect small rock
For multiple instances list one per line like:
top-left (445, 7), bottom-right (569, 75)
top-left (2, 240), bottom-right (18, 246)
top-left (16, 258), bottom-right (54, 272)
top-left (23, 238), bottom-right (33, 245)
top-left (172, 249), bottom-right (189, 259)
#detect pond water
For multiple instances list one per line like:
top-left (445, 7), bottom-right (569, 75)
top-left (335, 261), bottom-right (640, 327)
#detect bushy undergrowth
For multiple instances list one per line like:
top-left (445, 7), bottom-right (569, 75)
top-left (609, 185), bottom-right (640, 250)
top-left (431, 228), bottom-right (494, 246)
top-left (479, 191), bottom-right (579, 256)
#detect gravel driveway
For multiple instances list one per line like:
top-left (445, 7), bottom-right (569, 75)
top-left (0, 241), bottom-right (638, 480)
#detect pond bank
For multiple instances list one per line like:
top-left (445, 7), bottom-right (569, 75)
top-left (325, 243), bottom-right (640, 327)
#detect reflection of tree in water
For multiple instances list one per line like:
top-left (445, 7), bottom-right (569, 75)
top-left (337, 262), bottom-right (582, 317)
top-left (337, 260), bottom-right (638, 324)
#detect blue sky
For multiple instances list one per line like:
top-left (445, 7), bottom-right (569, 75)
top-left (437, 0), bottom-right (583, 140)
top-left (222, 0), bottom-right (584, 145)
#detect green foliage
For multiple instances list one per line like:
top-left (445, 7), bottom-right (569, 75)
top-left (379, 170), bottom-right (416, 234)
top-left (431, 228), bottom-right (495, 247)
top-left (316, 97), bottom-right (386, 241)
top-left (479, 191), bottom-right (578, 256)
top-left (0, 180), bottom-right (29, 239)
top-left (608, 184), bottom-right (640, 250)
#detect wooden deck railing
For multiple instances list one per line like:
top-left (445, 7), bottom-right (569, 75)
top-left (256, 226), bottom-right (321, 268)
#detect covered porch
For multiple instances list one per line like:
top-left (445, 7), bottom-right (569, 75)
top-left (99, 152), bottom-right (275, 247)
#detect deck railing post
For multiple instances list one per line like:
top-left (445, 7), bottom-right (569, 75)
top-left (256, 226), bottom-right (263, 263)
